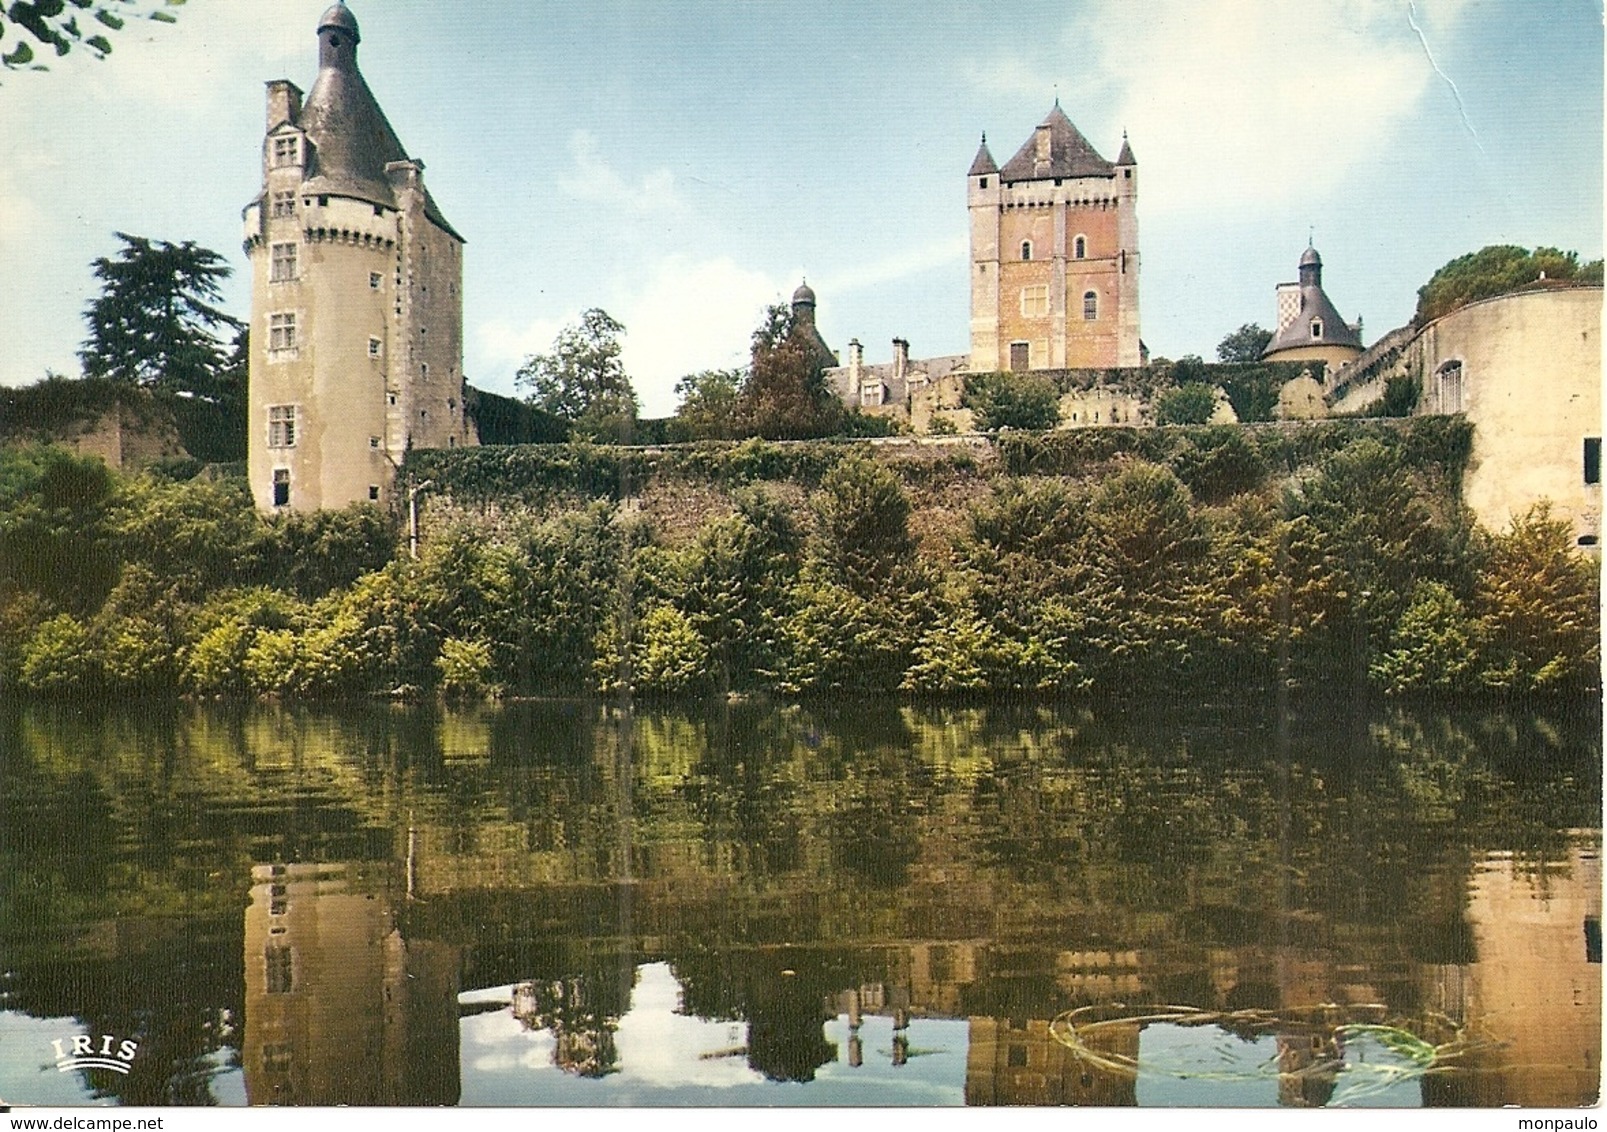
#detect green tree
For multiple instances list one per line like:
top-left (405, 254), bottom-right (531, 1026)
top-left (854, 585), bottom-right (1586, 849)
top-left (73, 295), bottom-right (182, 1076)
top-left (1370, 581), bottom-right (1479, 696)
top-left (1216, 323), bottom-right (1273, 363)
top-left (1415, 245), bottom-right (1604, 324)
top-left (678, 489), bottom-right (802, 693)
top-left (0, 445), bottom-right (119, 615)
top-left (739, 304), bottom-right (842, 440)
top-left (671, 367), bottom-right (745, 441)
top-left (516, 309), bottom-right (639, 442)
top-left (813, 454), bottom-right (914, 590)
top-left (1474, 504), bottom-right (1600, 695)
top-left (80, 233), bottom-right (242, 395)
top-left (1154, 382), bottom-right (1219, 425)
top-left (961, 371), bottom-right (1060, 431)
top-left (1, 0), bottom-right (181, 70)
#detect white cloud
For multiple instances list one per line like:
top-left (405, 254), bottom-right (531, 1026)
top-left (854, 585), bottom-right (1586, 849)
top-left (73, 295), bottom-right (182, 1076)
top-left (561, 129), bottom-right (686, 218)
top-left (473, 255), bottom-right (781, 418)
top-left (822, 235), bottom-right (967, 295)
top-left (968, 0), bottom-right (1476, 216)
top-left (615, 256), bottom-right (782, 417)
top-left (611, 963), bottom-right (762, 1088)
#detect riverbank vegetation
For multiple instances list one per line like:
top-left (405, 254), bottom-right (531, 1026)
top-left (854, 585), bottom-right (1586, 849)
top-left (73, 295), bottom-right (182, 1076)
top-left (1, 417), bottom-right (1597, 703)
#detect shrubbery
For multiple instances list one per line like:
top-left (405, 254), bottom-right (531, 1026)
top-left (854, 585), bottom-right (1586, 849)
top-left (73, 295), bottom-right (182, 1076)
top-left (2, 430), bottom-right (1597, 703)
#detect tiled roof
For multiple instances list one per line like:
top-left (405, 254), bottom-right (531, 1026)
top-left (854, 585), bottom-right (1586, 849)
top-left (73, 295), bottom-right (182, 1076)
top-left (999, 104), bottom-right (1115, 183)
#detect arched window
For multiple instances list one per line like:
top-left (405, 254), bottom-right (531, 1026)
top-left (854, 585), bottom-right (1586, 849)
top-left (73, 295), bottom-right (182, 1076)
top-left (1310, 318), bottom-right (1324, 340)
top-left (1073, 235), bottom-right (1087, 259)
top-left (1021, 240), bottom-right (1033, 261)
top-left (1083, 291), bottom-right (1098, 320)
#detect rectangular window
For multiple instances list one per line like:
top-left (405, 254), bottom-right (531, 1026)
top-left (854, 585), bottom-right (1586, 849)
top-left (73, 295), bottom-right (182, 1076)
top-left (268, 312), bottom-right (296, 352)
top-left (369, 272), bottom-right (382, 290)
top-left (271, 190), bottom-right (296, 218)
top-left (368, 336), bottom-right (382, 358)
top-left (1009, 341), bottom-right (1030, 372)
top-left (267, 405), bottom-right (297, 448)
top-left (369, 436), bottom-right (381, 449)
top-left (264, 944), bottom-right (293, 993)
top-left (1083, 291), bottom-right (1099, 321)
top-left (271, 135), bottom-right (300, 167)
top-left (1019, 285), bottom-right (1049, 318)
top-left (270, 242), bottom-right (298, 283)
top-left (271, 468), bottom-right (290, 508)
top-left (420, 362), bottom-right (429, 380)
top-left (368, 485), bottom-right (380, 501)
top-left (1586, 437), bottom-right (1602, 485)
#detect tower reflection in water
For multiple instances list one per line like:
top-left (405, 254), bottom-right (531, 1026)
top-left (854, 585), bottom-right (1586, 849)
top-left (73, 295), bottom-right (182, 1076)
top-left (241, 863), bottom-right (460, 1105)
top-left (234, 841), bottom-right (1602, 1107)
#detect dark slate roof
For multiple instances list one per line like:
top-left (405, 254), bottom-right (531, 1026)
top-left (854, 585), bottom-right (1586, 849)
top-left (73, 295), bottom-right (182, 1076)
top-left (792, 280), bottom-right (816, 306)
top-left (999, 104), bottom-right (1114, 183)
top-left (318, 3), bottom-right (359, 39)
top-left (968, 136), bottom-right (998, 176)
top-left (1263, 268), bottom-right (1363, 356)
top-left (296, 20), bottom-right (461, 239)
top-left (1116, 132), bottom-right (1135, 165)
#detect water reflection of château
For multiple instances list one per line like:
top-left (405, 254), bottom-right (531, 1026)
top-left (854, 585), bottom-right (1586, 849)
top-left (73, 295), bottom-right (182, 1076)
top-left (2, 701), bottom-right (1598, 1106)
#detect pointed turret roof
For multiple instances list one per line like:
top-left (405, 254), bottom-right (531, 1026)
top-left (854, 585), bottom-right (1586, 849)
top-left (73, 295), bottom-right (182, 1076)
top-left (999, 104), bottom-right (1115, 183)
top-left (296, 5), bottom-right (460, 238)
top-left (1263, 245), bottom-right (1363, 356)
top-left (968, 134), bottom-right (998, 177)
top-left (1116, 131), bottom-right (1135, 166)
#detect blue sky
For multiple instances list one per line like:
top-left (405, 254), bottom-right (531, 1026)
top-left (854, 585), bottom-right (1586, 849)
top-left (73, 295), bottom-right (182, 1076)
top-left (1, 0), bottom-right (1600, 417)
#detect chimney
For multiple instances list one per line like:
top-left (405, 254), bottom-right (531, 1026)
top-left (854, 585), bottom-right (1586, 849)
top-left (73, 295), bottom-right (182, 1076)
top-left (892, 338), bottom-right (909, 383)
top-left (266, 80), bottom-right (302, 130)
top-left (848, 339), bottom-right (863, 383)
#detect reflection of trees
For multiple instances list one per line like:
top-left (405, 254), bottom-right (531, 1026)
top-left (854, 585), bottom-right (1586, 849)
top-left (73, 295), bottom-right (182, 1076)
top-left (2, 696), bottom-right (1600, 1103)
top-left (670, 949), bottom-right (849, 1083)
top-left (512, 960), bottom-right (635, 1078)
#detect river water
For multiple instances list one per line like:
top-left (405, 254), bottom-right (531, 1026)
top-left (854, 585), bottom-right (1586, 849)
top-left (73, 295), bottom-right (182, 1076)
top-left (0, 698), bottom-right (1598, 1108)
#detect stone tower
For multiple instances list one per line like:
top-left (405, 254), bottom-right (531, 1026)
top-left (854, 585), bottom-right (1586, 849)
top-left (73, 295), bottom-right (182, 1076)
top-left (968, 105), bottom-right (1141, 372)
top-left (244, 2), bottom-right (471, 514)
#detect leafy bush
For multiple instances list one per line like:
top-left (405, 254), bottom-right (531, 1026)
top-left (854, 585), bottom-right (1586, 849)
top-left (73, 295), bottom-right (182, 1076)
top-left (1370, 581), bottom-right (1479, 696)
top-left (19, 614), bottom-right (95, 695)
top-left (961, 371), bottom-right (1060, 431)
top-left (1154, 383), bottom-right (1219, 425)
top-left (1474, 504), bottom-right (1600, 695)
top-left (813, 454), bottom-right (914, 590)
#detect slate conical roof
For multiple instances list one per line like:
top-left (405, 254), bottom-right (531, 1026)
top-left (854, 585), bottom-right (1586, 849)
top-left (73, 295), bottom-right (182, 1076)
top-left (999, 104), bottom-right (1115, 182)
top-left (968, 134), bottom-right (998, 177)
top-left (1116, 131), bottom-right (1135, 166)
top-left (1263, 246), bottom-right (1362, 356)
top-left (296, 6), bottom-right (461, 239)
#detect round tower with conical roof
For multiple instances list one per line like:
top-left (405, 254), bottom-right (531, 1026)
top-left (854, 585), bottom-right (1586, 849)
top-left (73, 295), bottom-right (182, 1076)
top-left (243, 2), bottom-right (471, 514)
top-left (968, 106), bottom-right (1141, 372)
top-left (1262, 244), bottom-right (1363, 374)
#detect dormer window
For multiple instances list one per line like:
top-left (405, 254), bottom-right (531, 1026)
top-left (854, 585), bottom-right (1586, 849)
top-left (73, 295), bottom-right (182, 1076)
top-left (1310, 318), bottom-right (1324, 340)
top-left (271, 135), bottom-right (300, 168)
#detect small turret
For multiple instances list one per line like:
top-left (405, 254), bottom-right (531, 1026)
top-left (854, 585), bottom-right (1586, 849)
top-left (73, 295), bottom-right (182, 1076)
top-left (1116, 131), bottom-right (1135, 166)
top-left (317, 3), bottom-right (359, 71)
top-left (968, 133), bottom-right (998, 178)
